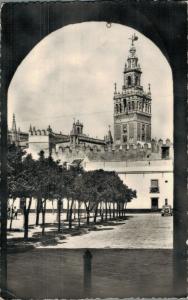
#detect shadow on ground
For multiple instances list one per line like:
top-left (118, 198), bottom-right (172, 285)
top-left (7, 218), bottom-right (128, 250)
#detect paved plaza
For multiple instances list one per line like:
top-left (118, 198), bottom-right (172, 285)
top-left (50, 213), bottom-right (173, 249)
top-left (8, 213), bottom-right (173, 249)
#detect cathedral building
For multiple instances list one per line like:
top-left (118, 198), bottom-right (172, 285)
top-left (113, 34), bottom-right (151, 146)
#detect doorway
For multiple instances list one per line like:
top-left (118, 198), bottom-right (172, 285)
top-left (151, 198), bottom-right (159, 210)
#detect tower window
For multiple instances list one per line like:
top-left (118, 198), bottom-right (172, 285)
top-left (115, 124), bottom-right (121, 140)
top-left (137, 122), bottom-right (141, 140)
top-left (132, 101), bottom-right (135, 110)
top-left (146, 125), bottom-right (150, 141)
top-left (123, 124), bottom-right (127, 133)
top-left (123, 99), bottom-right (127, 110)
top-left (129, 123), bottom-right (134, 139)
top-left (142, 124), bottom-right (145, 140)
top-left (123, 135), bottom-right (127, 143)
top-left (116, 104), bottom-right (119, 113)
top-left (119, 103), bottom-right (122, 113)
top-left (127, 76), bottom-right (132, 86)
top-left (135, 76), bottom-right (138, 85)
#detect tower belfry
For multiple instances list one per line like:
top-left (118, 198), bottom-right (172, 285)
top-left (113, 34), bottom-right (152, 146)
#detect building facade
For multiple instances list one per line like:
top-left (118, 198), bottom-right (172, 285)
top-left (83, 159), bottom-right (173, 211)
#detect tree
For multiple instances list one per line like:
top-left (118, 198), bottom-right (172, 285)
top-left (7, 144), bottom-right (26, 231)
top-left (20, 154), bottom-right (38, 239)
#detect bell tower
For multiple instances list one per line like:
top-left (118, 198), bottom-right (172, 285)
top-left (113, 34), bottom-right (152, 146)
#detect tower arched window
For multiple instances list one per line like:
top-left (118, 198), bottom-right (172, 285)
top-left (116, 104), bottom-right (119, 113)
top-left (127, 76), bottom-right (132, 86)
top-left (135, 76), bottom-right (138, 86)
top-left (123, 99), bottom-right (127, 110)
top-left (132, 101), bottom-right (135, 110)
top-left (128, 102), bottom-right (131, 111)
top-left (119, 103), bottom-right (122, 113)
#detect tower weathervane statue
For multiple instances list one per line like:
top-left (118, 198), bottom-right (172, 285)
top-left (129, 33), bottom-right (138, 46)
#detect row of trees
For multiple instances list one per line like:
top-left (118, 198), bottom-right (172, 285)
top-left (7, 144), bottom-right (137, 240)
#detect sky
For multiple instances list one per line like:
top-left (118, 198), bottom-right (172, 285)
top-left (8, 22), bottom-right (173, 141)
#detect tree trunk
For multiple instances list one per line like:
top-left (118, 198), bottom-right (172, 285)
top-left (105, 201), bottom-right (108, 221)
top-left (24, 197), bottom-right (32, 240)
top-left (86, 207), bottom-right (90, 226)
top-left (118, 203), bottom-right (120, 218)
top-left (42, 199), bottom-right (46, 236)
top-left (36, 197), bottom-right (42, 226)
top-left (9, 198), bottom-right (16, 231)
top-left (120, 203), bottom-right (123, 218)
top-left (123, 202), bottom-right (127, 218)
top-left (99, 202), bottom-right (102, 216)
top-left (94, 204), bottom-right (98, 224)
top-left (121, 203), bottom-right (123, 218)
top-left (68, 199), bottom-right (74, 229)
top-left (108, 203), bottom-right (111, 220)
top-left (77, 202), bottom-right (81, 228)
top-left (66, 198), bottom-right (70, 221)
top-left (112, 202), bottom-right (115, 219)
top-left (57, 198), bottom-right (62, 233)
top-left (100, 202), bottom-right (104, 222)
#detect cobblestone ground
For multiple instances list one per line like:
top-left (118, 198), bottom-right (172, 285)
top-left (56, 213), bottom-right (173, 249)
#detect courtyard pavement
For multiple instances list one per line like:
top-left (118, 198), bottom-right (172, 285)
top-left (7, 213), bottom-right (173, 249)
top-left (48, 213), bottom-right (173, 249)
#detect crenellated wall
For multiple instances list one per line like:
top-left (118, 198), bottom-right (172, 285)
top-left (51, 139), bottom-right (173, 163)
top-left (28, 128), bottom-right (50, 159)
top-left (27, 125), bottom-right (173, 163)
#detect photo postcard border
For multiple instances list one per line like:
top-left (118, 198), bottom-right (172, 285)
top-left (0, 0), bottom-right (187, 298)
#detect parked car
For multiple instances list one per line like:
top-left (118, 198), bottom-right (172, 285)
top-left (161, 204), bottom-right (173, 216)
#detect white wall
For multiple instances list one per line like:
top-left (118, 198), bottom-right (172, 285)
top-left (119, 172), bottom-right (173, 209)
top-left (84, 159), bottom-right (173, 209)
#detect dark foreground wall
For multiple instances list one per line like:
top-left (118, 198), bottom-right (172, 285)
top-left (7, 249), bottom-right (173, 299)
